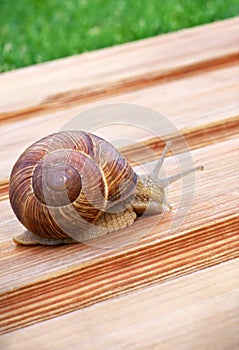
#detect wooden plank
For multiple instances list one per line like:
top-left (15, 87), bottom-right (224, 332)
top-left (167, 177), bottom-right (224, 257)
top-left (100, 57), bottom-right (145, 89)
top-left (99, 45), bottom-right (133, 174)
top-left (0, 18), bottom-right (238, 340)
top-left (0, 138), bottom-right (238, 333)
top-left (0, 17), bottom-right (238, 118)
top-left (1, 258), bottom-right (238, 350)
top-left (0, 64), bottom-right (238, 180)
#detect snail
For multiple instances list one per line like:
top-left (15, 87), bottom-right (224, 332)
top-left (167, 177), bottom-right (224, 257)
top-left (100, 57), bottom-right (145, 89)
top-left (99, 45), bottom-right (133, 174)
top-left (9, 130), bottom-right (203, 245)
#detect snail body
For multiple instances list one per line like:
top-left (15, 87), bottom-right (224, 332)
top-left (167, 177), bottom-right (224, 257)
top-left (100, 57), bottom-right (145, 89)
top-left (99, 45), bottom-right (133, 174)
top-left (9, 130), bottom-right (203, 245)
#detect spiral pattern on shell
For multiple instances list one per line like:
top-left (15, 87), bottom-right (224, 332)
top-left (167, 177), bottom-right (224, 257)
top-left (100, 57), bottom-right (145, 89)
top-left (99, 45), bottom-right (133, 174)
top-left (9, 131), bottom-right (138, 240)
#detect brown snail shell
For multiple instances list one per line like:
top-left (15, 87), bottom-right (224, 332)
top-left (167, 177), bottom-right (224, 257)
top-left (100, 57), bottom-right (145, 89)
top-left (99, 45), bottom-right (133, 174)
top-left (9, 131), bottom-right (137, 244)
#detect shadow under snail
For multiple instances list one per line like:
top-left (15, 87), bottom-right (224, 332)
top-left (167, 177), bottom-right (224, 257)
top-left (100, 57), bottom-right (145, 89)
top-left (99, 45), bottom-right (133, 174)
top-left (9, 130), bottom-right (203, 245)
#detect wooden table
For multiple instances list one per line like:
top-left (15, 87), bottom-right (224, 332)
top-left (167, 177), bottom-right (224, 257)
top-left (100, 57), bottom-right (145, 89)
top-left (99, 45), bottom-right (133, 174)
top-left (0, 17), bottom-right (238, 349)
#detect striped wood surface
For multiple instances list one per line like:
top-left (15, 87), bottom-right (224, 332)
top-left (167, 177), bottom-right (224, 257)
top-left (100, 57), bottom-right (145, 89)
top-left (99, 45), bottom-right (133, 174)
top-left (0, 17), bottom-right (238, 346)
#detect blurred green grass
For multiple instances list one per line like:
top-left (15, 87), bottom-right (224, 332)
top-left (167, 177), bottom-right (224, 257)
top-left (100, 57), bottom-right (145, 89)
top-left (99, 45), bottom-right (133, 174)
top-left (0, 0), bottom-right (238, 73)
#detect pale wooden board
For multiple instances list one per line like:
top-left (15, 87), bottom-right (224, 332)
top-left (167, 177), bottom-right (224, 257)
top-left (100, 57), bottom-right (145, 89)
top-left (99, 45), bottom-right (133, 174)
top-left (1, 258), bottom-right (238, 350)
top-left (0, 138), bottom-right (238, 333)
top-left (0, 17), bottom-right (238, 116)
top-left (0, 18), bottom-right (238, 339)
top-left (0, 64), bottom-right (238, 180)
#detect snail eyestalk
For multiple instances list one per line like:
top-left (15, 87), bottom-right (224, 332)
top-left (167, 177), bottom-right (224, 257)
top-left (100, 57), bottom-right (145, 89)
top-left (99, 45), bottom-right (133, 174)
top-left (161, 165), bottom-right (204, 188)
top-left (151, 141), bottom-right (172, 177)
top-left (151, 142), bottom-right (204, 188)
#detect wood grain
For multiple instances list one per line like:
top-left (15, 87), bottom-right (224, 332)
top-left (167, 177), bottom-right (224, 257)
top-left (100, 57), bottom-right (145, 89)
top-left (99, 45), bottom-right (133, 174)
top-left (0, 64), bottom-right (238, 180)
top-left (0, 17), bottom-right (238, 343)
top-left (0, 138), bottom-right (238, 333)
top-left (0, 17), bottom-right (238, 119)
top-left (1, 258), bottom-right (238, 350)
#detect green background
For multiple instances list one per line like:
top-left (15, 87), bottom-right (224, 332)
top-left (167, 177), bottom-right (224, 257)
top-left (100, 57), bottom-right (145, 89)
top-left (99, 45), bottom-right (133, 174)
top-left (0, 0), bottom-right (238, 73)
